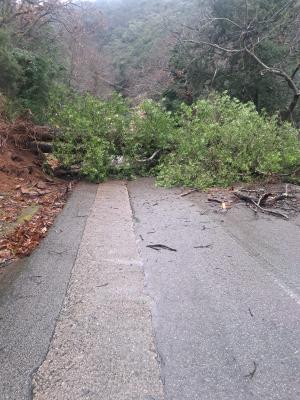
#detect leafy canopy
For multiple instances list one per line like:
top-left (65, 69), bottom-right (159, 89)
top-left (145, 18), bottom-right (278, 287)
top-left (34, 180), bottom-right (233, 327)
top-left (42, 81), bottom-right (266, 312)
top-left (158, 94), bottom-right (300, 189)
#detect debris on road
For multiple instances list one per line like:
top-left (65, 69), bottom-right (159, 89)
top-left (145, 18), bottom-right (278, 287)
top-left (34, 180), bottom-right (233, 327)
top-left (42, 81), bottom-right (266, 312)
top-left (194, 244), bottom-right (213, 249)
top-left (180, 189), bottom-right (199, 197)
top-left (208, 198), bottom-right (223, 204)
top-left (233, 186), bottom-right (297, 219)
top-left (147, 244), bottom-right (177, 252)
top-left (96, 283), bottom-right (109, 288)
top-left (244, 361), bottom-right (258, 380)
top-left (182, 183), bottom-right (300, 219)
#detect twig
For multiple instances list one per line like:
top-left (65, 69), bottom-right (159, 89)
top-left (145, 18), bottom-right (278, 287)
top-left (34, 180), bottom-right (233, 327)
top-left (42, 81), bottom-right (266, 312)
top-left (208, 198), bottom-right (223, 204)
top-left (147, 244), bottom-right (177, 252)
top-left (272, 193), bottom-right (295, 202)
top-left (183, 39), bottom-right (243, 53)
top-left (233, 191), bottom-right (289, 219)
top-left (253, 202), bottom-right (289, 219)
top-left (96, 283), bottom-right (109, 288)
top-left (136, 150), bottom-right (161, 163)
top-left (194, 244), bottom-right (213, 249)
top-left (181, 189), bottom-right (198, 197)
top-left (244, 361), bottom-right (258, 379)
top-left (257, 192), bottom-right (272, 206)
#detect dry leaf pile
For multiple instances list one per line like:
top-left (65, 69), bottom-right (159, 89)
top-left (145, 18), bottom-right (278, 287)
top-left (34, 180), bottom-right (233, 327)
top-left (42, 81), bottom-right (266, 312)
top-left (0, 119), bottom-right (72, 267)
top-left (0, 182), bottom-right (71, 266)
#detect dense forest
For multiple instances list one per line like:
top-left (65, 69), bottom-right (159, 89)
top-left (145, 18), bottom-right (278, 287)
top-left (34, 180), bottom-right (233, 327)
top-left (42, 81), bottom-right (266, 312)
top-left (0, 0), bottom-right (300, 188)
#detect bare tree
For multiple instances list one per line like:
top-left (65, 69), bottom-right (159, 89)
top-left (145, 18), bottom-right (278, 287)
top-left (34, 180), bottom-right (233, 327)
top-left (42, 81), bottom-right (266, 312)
top-left (0, 0), bottom-right (77, 36)
top-left (57, 2), bottom-right (116, 96)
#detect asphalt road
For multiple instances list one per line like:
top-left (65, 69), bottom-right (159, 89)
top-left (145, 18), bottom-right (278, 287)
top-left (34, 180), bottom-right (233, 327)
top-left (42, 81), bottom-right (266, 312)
top-left (0, 183), bottom-right (98, 400)
top-left (128, 178), bottom-right (300, 400)
top-left (0, 178), bottom-right (299, 399)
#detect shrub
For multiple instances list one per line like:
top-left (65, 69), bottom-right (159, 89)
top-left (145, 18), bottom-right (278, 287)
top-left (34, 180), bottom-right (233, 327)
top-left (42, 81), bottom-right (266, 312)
top-left (50, 90), bottom-right (131, 181)
top-left (14, 49), bottom-right (62, 121)
top-left (157, 94), bottom-right (300, 189)
top-left (123, 99), bottom-right (178, 174)
top-left (0, 29), bottom-right (64, 122)
top-left (50, 91), bottom-right (300, 186)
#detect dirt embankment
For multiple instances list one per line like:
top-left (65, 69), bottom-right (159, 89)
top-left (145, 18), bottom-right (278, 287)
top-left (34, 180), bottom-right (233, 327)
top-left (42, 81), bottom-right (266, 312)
top-left (0, 120), bottom-right (72, 267)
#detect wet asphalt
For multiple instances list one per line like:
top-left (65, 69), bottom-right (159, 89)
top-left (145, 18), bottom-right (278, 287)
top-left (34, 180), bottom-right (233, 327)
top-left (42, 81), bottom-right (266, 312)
top-left (0, 178), bottom-right (300, 399)
top-left (128, 178), bottom-right (300, 400)
top-left (0, 183), bottom-right (97, 400)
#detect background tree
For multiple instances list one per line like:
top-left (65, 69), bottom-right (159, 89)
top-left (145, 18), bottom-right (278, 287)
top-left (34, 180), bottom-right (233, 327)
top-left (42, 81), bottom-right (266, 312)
top-left (168, 0), bottom-right (300, 123)
top-left (0, 0), bottom-right (78, 119)
top-left (0, 0), bottom-right (109, 118)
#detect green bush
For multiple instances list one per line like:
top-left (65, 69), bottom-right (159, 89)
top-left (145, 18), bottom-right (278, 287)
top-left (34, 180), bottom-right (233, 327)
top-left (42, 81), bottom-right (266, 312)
top-left (50, 91), bottom-right (300, 187)
top-left (0, 25), bottom-right (65, 121)
top-left (50, 90), bottom-right (131, 182)
top-left (81, 137), bottom-right (111, 182)
top-left (14, 49), bottom-right (63, 121)
top-left (157, 94), bottom-right (300, 189)
top-left (124, 99), bottom-right (178, 174)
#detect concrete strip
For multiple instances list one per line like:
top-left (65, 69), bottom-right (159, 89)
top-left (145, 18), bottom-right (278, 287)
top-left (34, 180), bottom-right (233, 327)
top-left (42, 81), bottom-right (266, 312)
top-left (32, 181), bottom-right (164, 400)
top-left (0, 182), bottom-right (98, 400)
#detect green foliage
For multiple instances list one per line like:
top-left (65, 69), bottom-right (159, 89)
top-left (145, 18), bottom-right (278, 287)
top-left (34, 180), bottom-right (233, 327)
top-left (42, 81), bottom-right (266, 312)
top-left (50, 90), bottom-right (131, 182)
top-left (0, 6), bottom-right (66, 121)
top-left (50, 90), bottom-right (300, 187)
top-left (124, 100), bottom-right (177, 174)
top-left (14, 49), bottom-right (60, 120)
top-left (157, 94), bottom-right (300, 189)
top-left (0, 29), bottom-right (22, 96)
top-left (168, 0), bottom-right (300, 122)
top-left (80, 137), bottom-right (111, 182)
top-left (0, 35), bottom-right (63, 120)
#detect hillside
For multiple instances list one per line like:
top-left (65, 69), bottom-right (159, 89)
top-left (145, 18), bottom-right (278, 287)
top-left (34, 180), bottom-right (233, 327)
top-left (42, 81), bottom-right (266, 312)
top-left (93, 0), bottom-right (199, 100)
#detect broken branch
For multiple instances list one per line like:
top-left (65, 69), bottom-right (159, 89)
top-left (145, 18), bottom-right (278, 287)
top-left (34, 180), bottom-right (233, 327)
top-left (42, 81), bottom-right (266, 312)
top-left (136, 150), bottom-right (161, 163)
top-left (181, 189), bottom-right (198, 197)
top-left (234, 191), bottom-right (289, 219)
top-left (147, 244), bottom-right (177, 252)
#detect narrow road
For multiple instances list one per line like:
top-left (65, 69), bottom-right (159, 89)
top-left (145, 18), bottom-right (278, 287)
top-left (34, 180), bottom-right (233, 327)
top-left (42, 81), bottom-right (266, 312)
top-left (128, 179), bottom-right (300, 400)
top-left (0, 179), bottom-right (299, 399)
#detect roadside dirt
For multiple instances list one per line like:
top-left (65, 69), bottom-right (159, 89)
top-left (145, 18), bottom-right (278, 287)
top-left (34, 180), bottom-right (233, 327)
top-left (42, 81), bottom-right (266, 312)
top-left (0, 120), bottom-right (72, 267)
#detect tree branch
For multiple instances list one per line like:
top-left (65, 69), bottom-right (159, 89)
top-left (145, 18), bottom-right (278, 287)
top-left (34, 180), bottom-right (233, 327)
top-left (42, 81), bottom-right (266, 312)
top-left (206, 17), bottom-right (243, 30)
top-left (291, 63), bottom-right (300, 79)
top-left (182, 39), bottom-right (243, 53)
top-left (244, 47), bottom-right (300, 95)
top-left (258, 0), bottom-right (295, 25)
top-left (182, 34), bottom-right (300, 120)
